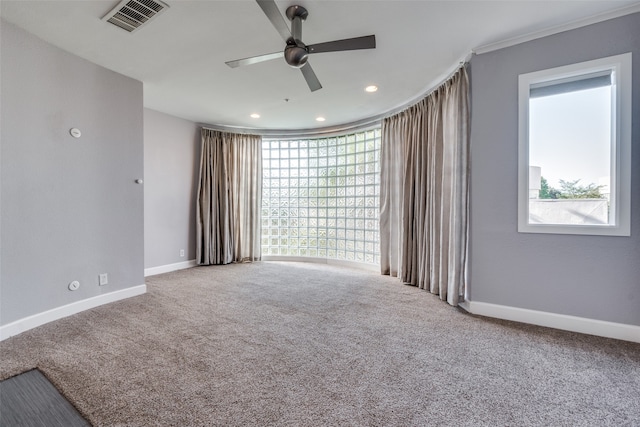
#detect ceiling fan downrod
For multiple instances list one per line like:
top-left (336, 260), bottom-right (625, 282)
top-left (284, 5), bottom-right (309, 68)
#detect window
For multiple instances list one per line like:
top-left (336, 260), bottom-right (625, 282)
top-left (518, 53), bottom-right (631, 236)
top-left (262, 128), bottom-right (381, 264)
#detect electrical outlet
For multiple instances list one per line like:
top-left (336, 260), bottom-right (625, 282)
top-left (99, 273), bottom-right (108, 286)
top-left (180, 249), bottom-right (185, 257)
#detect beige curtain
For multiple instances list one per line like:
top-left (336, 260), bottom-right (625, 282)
top-left (196, 129), bottom-right (262, 265)
top-left (380, 66), bottom-right (470, 306)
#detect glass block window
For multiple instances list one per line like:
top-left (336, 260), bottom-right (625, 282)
top-left (262, 128), bottom-right (381, 265)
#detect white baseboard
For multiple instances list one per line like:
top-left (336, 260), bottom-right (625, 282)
top-left (461, 300), bottom-right (640, 344)
top-left (0, 285), bottom-right (147, 342)
top-left (144, 259), bottom-right (197, 277)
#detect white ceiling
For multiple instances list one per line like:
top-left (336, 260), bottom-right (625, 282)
top-left (1, 0), bottom-right (639, 131)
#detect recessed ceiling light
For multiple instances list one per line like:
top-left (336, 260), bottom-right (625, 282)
top-left (316, 117), bottom-right (326, 122)
top-left (365, 85), bottom-right (378, 93)
top-left (250, 113), bottom-right (260, 119)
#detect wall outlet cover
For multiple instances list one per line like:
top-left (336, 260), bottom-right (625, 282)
top-left (99, 273), bottom-right (108, 286)
top-left (68, 281), bottom-right (80, 291)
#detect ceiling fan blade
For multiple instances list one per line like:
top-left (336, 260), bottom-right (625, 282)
top-left (225, 51), bottom-right (284, 68)
top-left (256, 0), bottom-right (292, 42)
top-left (300, 62), bottom-right (322, 92)
top-left (307, 35), bottom-right (376, 54)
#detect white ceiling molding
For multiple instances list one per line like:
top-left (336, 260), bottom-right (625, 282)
top-left (474, 2), bottom-right (640, 54)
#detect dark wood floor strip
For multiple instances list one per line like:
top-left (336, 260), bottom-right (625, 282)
top-left (0, 369), bottom-right (90, 427)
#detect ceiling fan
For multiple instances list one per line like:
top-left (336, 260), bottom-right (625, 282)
top-left (225, 0), bottom-right (376, 92)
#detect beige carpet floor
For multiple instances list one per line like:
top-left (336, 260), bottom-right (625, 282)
top-left (1, 262), bottom-right (639, 426)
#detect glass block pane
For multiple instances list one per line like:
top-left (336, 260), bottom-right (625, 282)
top-left (262, 129), bottom-right (381, 264)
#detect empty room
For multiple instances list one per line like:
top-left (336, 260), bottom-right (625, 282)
top-left (1, 1), bottom-right (639, 425)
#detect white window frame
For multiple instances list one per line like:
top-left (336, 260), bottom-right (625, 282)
top-left (518, 52), bottom-right (632, 236)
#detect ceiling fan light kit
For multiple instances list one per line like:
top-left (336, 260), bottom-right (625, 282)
top-left (226, 0), bottom-right (376, 92)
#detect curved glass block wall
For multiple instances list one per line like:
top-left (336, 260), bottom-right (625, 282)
top-left (262, 128), bottom-right (381, 265)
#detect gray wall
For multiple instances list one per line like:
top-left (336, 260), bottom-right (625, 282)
top-left (469, 13), bottom-right (640, 326)
top-left (143, 109), bottom-right (200, 270)
top-left (0, 21), bottom-right (144, 325)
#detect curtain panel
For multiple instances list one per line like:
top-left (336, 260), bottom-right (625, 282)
top-left (380, 66), bottom-right (470, 306)
top-left (196, 129), bottom-right (262, 265)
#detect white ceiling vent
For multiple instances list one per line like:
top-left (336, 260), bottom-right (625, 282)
top-left (102, 0), bottom-right (169, 33)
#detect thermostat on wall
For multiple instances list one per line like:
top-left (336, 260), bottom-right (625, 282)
top-left (70, 128), bottom-right (82, 138)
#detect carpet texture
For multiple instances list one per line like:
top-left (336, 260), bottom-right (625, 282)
top-left (0, 262), bottom-right (638, 426)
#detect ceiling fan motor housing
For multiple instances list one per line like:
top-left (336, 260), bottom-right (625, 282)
top-left (284, 44), bottom-right (308, 68)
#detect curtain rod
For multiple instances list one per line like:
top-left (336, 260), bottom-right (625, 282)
top-left (381, 54), bottom-right (472, 121)
top-left (200, 116), bottom-right (382, 139)
top-left (200, 51), bottom-right (473, 138)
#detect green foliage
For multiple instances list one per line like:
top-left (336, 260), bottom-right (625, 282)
top-left (539, 176), bottom-right (561, 199)
top-left (539, 177), bottom-right (604, 200)
top-left (557, 179), bottom-right (604, 199)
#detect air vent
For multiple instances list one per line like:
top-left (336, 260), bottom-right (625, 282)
top-left (102, 0), bottom-right (169, 33)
